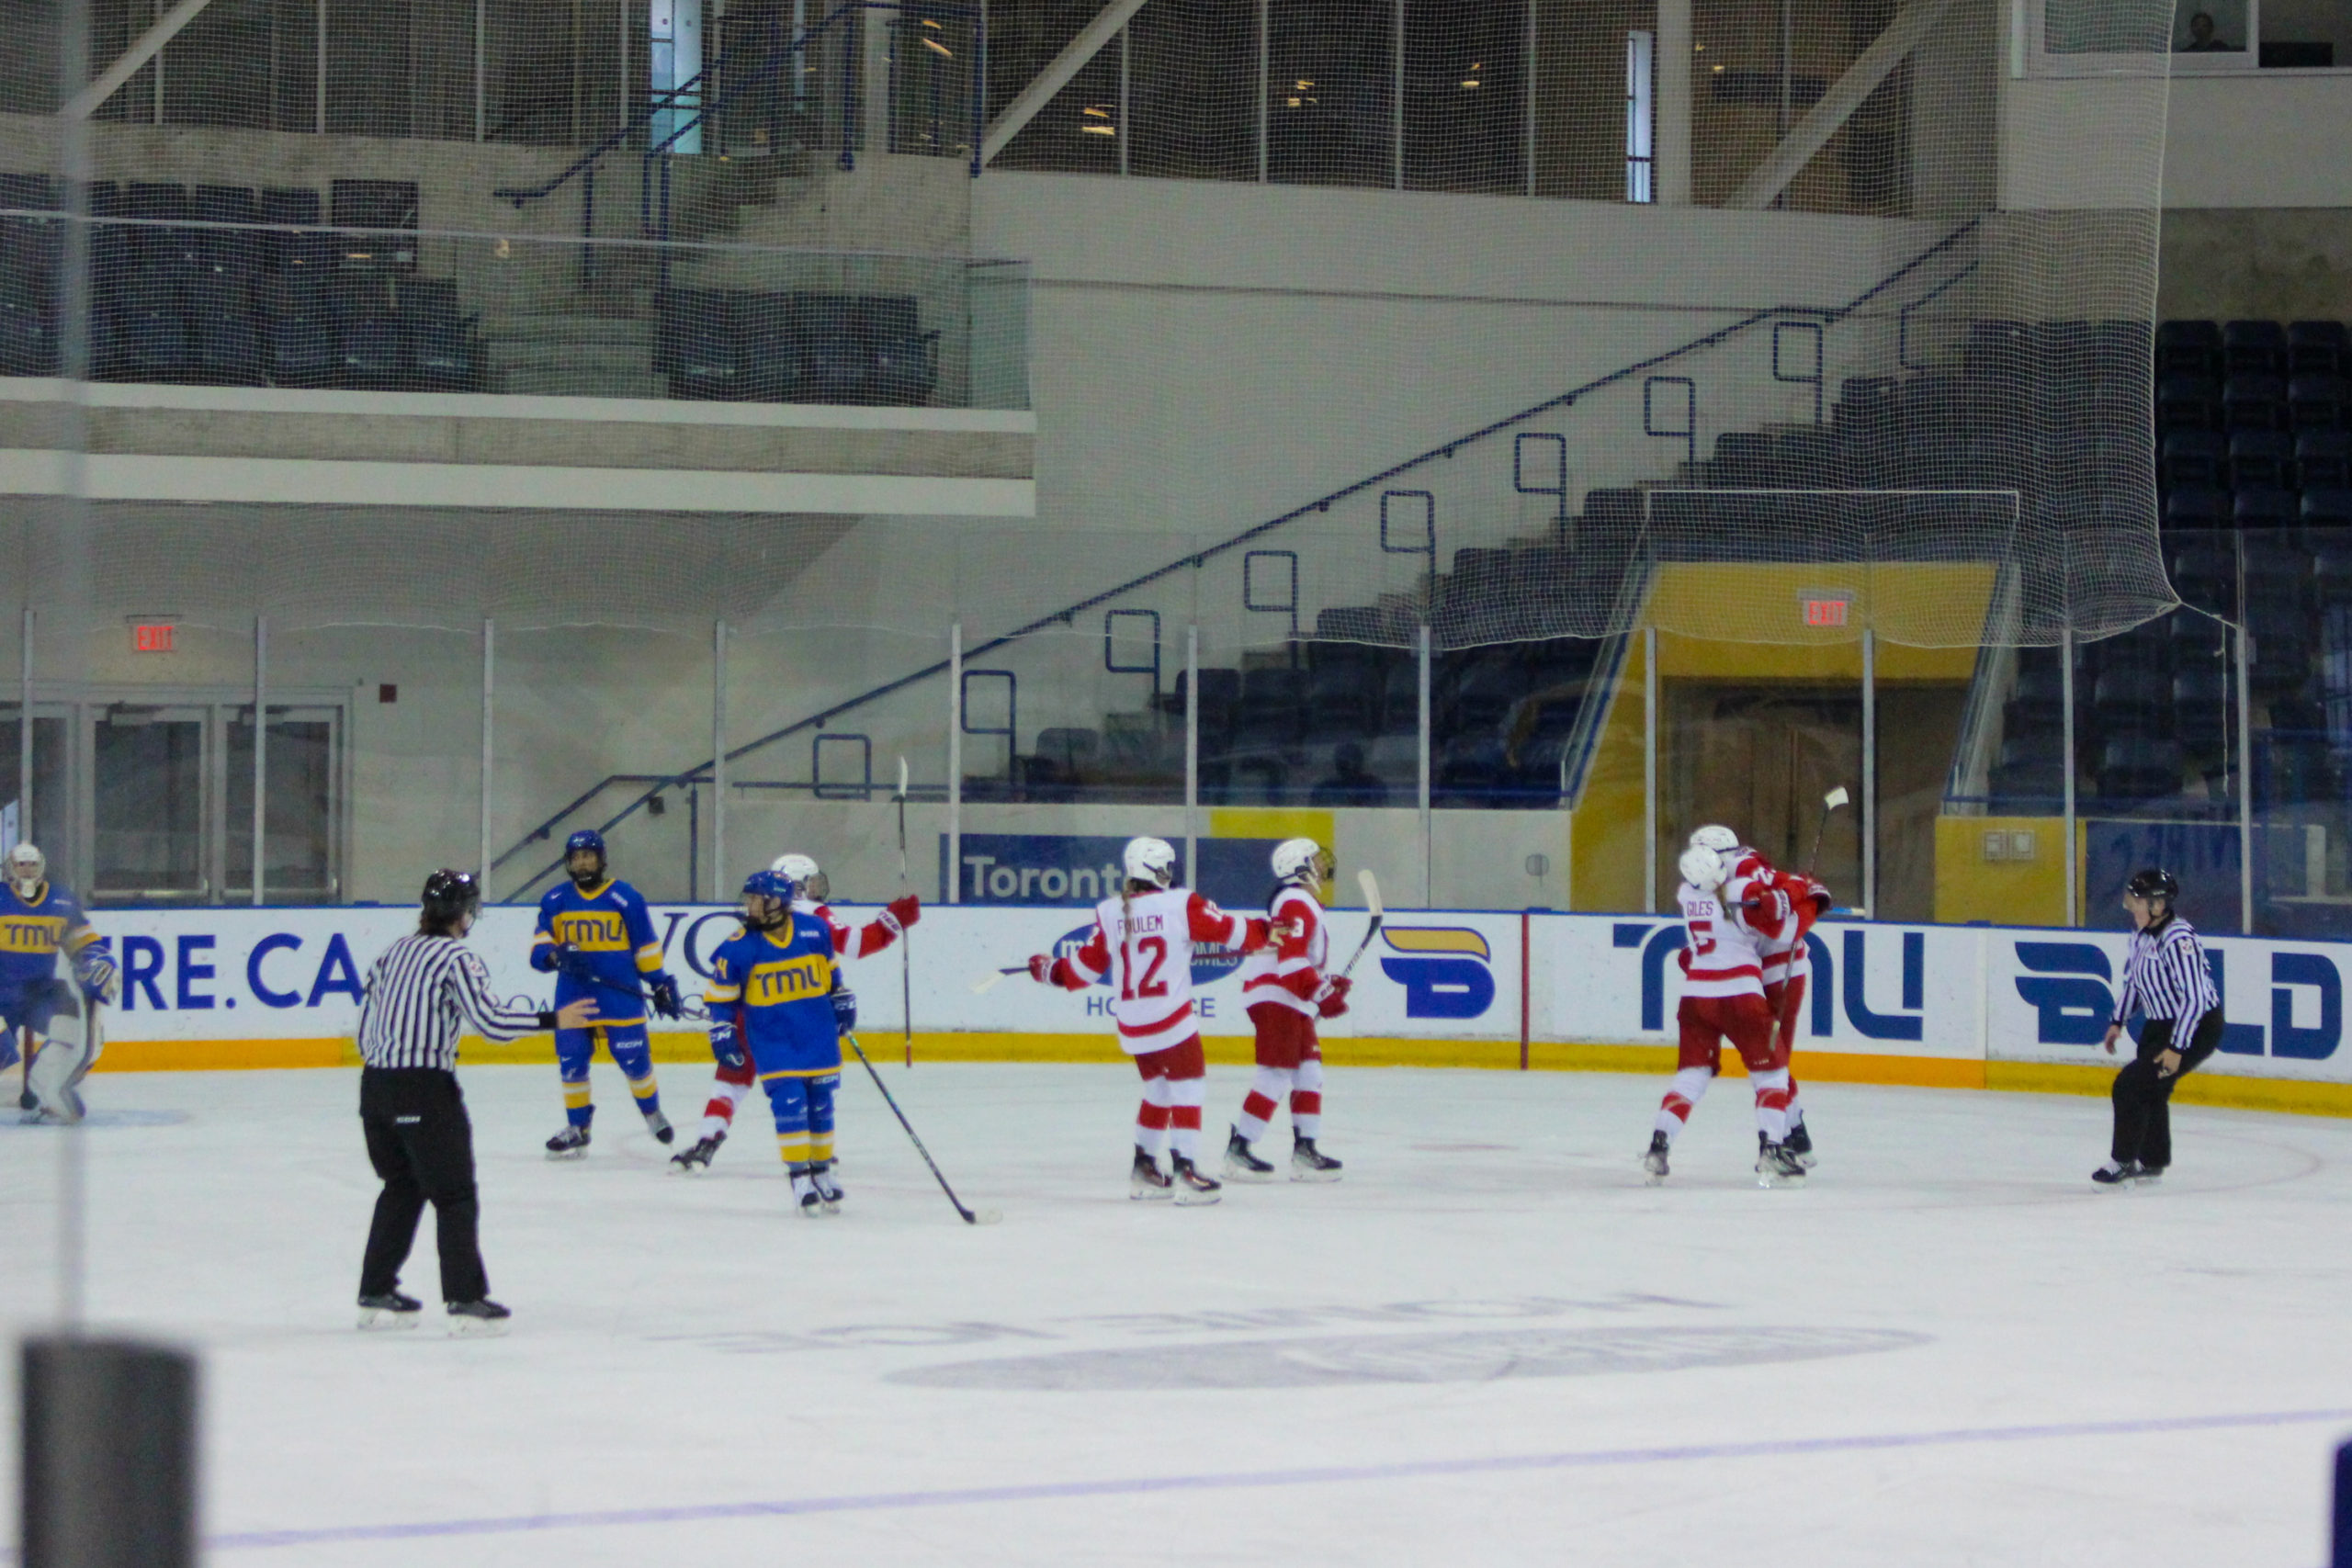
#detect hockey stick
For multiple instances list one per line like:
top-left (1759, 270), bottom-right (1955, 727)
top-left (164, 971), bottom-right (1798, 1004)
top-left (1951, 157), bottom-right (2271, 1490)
top-left (1334, 868), bottom-right (1385, 981)
top-left (1804, 786), bottom-right (1851, 879)
top-left (549, 953), bottom-right (708, 1022)
top-left (843, 1032), bottom-right (1001, 1224)
top-left (896, 755), bottom-right (913, 1068)
top-left (970, 964), bottom-right (1026, 994)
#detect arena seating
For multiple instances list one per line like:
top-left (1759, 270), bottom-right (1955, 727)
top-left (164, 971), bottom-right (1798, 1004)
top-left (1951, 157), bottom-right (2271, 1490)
top-left (2, 173), bottom-right (940, 404)
top-left (980, 315), bottom-right (2349, 813)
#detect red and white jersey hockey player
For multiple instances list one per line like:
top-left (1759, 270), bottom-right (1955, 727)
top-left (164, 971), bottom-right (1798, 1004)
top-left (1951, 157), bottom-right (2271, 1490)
top-left (1224, 837), bottom-right (1346, 1183)
top-left (1026, 835), bottom-right (1269, 1202)
top-left (1640, 843), bottom-right (1806, 1187)
top-left (1689, 824), bottom-right (1827, 1168)
top-left (668, 852), bottom-right (918, 1173)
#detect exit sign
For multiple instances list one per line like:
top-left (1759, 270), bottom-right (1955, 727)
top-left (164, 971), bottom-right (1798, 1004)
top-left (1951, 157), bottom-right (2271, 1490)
top-left (132, 623), bottom-right (175, 653)
top-left (1800, 593), bottom-right (1852, 628)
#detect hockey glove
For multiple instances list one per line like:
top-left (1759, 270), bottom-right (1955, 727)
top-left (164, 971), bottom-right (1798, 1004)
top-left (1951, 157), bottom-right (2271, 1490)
top-left (880, 893), bottom-right (922, 935)
top-left (650, 974), bottom-right (684, 1021)
top-left (1027, 953), bottom-right (1057, 984)
top-left (76, 953), bottom-right (119, 1005)
top-left (1241, 918), bottom-right (1274, 953)
top-left (530, 940), bottom-right (571, 975)
top-left (831, 981), bottom-right (858, 1033)
top-left (708, 1016), bottom-right (747, 1071)
top-left (547, 943), bottom-right (587, 979)
top-left (1315, 975), bottom-right (1352, 1019)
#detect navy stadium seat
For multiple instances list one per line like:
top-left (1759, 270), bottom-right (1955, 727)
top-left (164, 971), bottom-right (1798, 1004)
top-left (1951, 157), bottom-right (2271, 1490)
top-left (2289, 320), bottom-right (2349, 377)
top-left (2223, 320), bottom-right (2288, 376)
top-left (2304, 489), bottom-right (2352, 528)
top-left (2227, 430), bottom-right (2294, 491)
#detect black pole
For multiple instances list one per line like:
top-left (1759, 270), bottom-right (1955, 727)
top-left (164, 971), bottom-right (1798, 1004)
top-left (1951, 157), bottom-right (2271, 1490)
top-left (20, 1338), bottom-right (198, 1568)
top-left (2334, 1436), bottom-right (2352, 1568)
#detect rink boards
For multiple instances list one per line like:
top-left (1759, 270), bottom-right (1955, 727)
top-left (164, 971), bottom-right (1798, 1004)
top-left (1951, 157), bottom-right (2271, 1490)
top-left (69, 905), bottom-right (2352, 1115)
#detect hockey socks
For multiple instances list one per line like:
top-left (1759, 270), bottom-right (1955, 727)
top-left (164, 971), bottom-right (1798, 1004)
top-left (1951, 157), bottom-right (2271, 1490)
top-left (1654, 1066), bottom-right (1713, 1142)
top-left (561, 1078), bottom-right (594, 1130)
top-left (1749, 1067), bottom-right (1793, 1145)
top-left (1237, 1060), bottom-right (1326, 1143)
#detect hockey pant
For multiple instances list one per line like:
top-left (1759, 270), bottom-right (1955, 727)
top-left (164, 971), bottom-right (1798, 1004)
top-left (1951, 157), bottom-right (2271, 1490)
top-left (359, 1066), bottom-right (489, 1303)
top-left (1132, 1036), bottom-right (1208, 1161)
top-left (761, 1071), bottom-right (840, 1171)
top-left (1657, 994), bottom-right (1793, 1145)
top-left (2110, 1011), bottom-right (2222, 1170)
top-left (554, 1021), bottom-right (662, 1128)
top-left (1237, 1003), bottom-right (1323, 1142)
top-left (1764, 974), bottom-right (1809, 1132)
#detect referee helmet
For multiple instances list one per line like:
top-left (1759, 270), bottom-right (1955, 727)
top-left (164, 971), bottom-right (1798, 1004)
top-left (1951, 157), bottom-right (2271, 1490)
top-left (2125, 867), bottom-right (2179, 904)
top-left (420, 869), bottom-right (482, 934)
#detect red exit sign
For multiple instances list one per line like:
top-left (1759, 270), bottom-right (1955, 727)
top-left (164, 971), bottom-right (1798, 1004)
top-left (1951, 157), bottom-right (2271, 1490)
top-left (132, 623), bottom-right (176, 653)
top-left (1800, 595), bottom-right (1851, 628)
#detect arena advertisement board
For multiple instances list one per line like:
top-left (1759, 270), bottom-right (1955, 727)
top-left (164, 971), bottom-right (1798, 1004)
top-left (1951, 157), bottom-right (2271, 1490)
top-left (65, 904), bottom-right (2352, 1089)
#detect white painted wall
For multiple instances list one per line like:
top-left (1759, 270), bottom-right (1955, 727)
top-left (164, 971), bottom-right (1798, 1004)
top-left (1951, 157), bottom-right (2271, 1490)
top-left (2162, 73), bottom-right (2352, 208)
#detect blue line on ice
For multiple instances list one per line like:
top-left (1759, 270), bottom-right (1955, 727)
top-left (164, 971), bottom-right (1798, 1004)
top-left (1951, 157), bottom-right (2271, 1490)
top-left (195, 1405), bottom-right (2352, 1552)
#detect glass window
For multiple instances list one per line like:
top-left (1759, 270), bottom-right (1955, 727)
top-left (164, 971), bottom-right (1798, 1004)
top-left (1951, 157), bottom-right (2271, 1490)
top-left (2044, 0), bottom-right (2226, 52)
top-left (2171, 0), bottom-right (2251, 51)
top-left (1130, 0), bottom-right (1259, 181)
top-left (1267, 0), bottom-right (1395, 187)
top-left (1404, 0), bottom-right (1525, 193)
top-left (1626, 28), bottom-right (1654, 202)
top-left (92, 705), bottom-right (207, 905)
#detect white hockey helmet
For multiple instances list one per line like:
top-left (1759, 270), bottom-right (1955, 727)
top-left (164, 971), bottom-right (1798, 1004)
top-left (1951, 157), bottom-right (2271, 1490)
top-left (1678, 845), bottom-right (1727, 892)
top-left (1687, 825), bottom-right (1740, 854)
top-left (6, 842), bottom-right (44, 899)
top-left (1124, 836), bottom-right (1179, 889)
top-left (1271, 837), bottom-right (1329, 886)
top-left (769, 852), bottom-right (827, 902)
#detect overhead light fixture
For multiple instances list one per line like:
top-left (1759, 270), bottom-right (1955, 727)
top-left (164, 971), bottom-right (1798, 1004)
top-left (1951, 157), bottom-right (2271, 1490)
top-left (1083, 106), bottom-right (1111, 118)
top-left (1462, 78), bottom-right (1479, 87)
top-left (922, 16), bottom-right (942, 26)
top-left (922, 35), bottom-right (951, 55)
top-left (1080, 123), bottom-right (1115, 135)
top-left (1295, 78), bottom-right (1312, 89)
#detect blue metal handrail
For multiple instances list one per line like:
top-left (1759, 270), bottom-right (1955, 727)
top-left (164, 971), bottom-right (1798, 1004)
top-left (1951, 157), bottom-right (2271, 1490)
top-left (489, 220), bottom-right (1984, 901)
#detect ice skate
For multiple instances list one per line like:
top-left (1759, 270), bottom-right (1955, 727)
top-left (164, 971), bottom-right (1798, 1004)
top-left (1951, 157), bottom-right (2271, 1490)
top-left (668, 1134), bottom-right (723, 1174)
top-left (2092, 1159), bottom-right (2133, 1187)
top-left (544, 1124), bottom-right (590, 1160)
top-left (1755, 1138), bottom-right (1806, 1187)
top-left (1170, 1154), bottom-right (1223, 1205)
top-left (1223, 1126), bottom-right (1276, 1182)
top-left (811, 1160), bottom-right (844, 1214)
top-left (1290, 1135), bottom-right (1342, 1182)
top-left (2132, 1162), bottom-right (2163, 1187)
top-left (1785, 1118), bottom-right (1816, 1169)
top-left (789, 1166), bottom-right (833, 1218)
top-left (1130, 1147), bottom-right (1174, 1201)
top-left (643, 1108), bottom-right (675, 1145)
top-left (446, 1299), bottom-right (512, 1337)
top-left (1641, 1131), bottom-right (1671, 1185)
top-left (356, 1291), bottom-right (422, 1331)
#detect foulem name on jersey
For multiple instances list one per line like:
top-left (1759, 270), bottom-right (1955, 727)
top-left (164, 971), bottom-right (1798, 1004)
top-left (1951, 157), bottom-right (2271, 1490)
top-left (1057, 889), bottom-right (1253, 1055)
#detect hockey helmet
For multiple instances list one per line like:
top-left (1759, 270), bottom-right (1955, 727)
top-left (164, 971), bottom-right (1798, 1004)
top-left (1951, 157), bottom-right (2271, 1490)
top-left (563, 828), bottom-right (607, 884)
top-left (1677, 845), bottom-right (1727, 892)
top-left (1124, 836), bottom-right (1179, 889)
top-left (6, 841), bottom-right (45, 899)
top-left (770, 852), bottom-right (828, 903)
top-left (1687, 825), bottom-right (1740, 854)
top-left (2125, 867), bottom-right (2179, 902)
top-left (1271, 837), bottom-right (1331, 887)
top-left (741, 867), bottom-right (795, 927)
top-left (419, 868), bottom-right (482, 933)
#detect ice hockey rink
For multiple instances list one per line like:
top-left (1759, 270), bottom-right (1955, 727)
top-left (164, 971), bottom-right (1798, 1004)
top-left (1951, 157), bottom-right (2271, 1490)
top-left (3, 1061), bottom-right (2347, 1567)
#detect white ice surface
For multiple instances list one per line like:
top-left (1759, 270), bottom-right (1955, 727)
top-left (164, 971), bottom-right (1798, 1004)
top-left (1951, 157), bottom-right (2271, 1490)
top-left (4, 1062), bottom-right (2349, 1566)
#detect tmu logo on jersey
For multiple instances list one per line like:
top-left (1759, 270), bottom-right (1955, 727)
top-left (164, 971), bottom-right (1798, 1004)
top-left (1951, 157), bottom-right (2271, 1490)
top-left (1379, 928), bottom-right (1497, 1019)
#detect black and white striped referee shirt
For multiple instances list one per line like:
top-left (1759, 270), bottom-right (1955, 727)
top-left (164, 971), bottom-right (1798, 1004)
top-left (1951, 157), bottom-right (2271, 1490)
top-left (356, 932), bottom-right (551, 1072)
top-left (2110, 914), bottom-right (2222, 1042)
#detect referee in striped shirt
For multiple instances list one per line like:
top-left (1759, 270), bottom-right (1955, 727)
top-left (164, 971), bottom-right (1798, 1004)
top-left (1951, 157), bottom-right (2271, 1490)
top-left (356, 869), bottom-right (594, 1331)
top-left (2096, 868), bottom-right (2224, 1187)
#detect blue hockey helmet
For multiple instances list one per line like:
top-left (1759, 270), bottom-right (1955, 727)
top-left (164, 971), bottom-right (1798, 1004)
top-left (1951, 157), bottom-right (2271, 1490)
top-left (563, 828), bottom-right (607, 882)
top-left (741, 867), bottom-right (795, 928)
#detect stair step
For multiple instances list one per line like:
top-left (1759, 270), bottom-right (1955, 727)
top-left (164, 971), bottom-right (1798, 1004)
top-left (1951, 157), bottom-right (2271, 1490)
top-left (495, 367), bottom-right (672, 399)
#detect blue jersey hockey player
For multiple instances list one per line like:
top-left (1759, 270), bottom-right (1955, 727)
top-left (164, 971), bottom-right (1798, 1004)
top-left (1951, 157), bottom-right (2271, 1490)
top-left (531, 829), bottom-right (684, 1157)
top-left (2, 843), bottom-right (117, 1120)
top-left (703, 868), bottom-right (859, 1216)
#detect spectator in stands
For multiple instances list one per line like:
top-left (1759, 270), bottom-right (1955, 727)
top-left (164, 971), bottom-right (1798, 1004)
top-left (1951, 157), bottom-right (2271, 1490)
top-left (1310, 742), bottom-right (1390, 807)
top-left (2178, 11), bottom-right (2240, 51)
